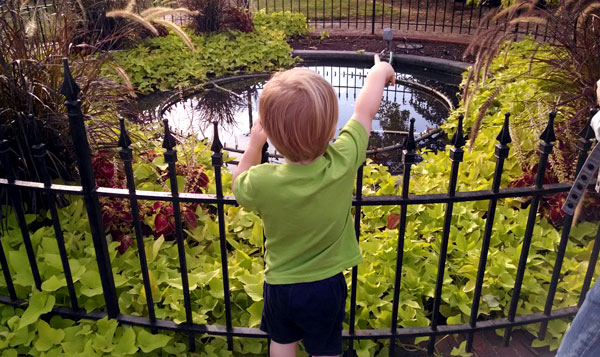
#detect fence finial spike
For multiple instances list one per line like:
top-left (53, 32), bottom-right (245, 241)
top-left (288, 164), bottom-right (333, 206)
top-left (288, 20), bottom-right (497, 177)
top-left (450, 114), bottom-right (466, 148)
top-left (162, 119), bottom-right (175, 150)
top-left (406, 118), bottom-right (416, 151)
top-left (118, 119), bottom-right (132, 149)
top-left (578, 109), bottom-right (597, 140)
top-left (59, 59), bottom-right (80, 101)
top-left (211, 121), bottom-right (223, 153)
top-left (496, 112), bottom-right (512, 145)
top-left (540, 111), bottom-right (556, 143)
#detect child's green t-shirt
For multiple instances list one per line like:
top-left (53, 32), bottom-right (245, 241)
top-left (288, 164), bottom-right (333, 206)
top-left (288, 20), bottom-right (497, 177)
top-left (233, 119), bottom-right (367, 284)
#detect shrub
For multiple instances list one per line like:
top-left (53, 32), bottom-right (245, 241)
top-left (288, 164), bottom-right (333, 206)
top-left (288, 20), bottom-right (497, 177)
top-left (253, 10), bottom-right (310, 38)
top-left (463, 0), bottom-right (600, 152)
top-left (108, 28), bottom-right (298, 93)
top-left (184, 0), bottom-right (254, 33)
top-left (456, 38), bottom-right (600, 225)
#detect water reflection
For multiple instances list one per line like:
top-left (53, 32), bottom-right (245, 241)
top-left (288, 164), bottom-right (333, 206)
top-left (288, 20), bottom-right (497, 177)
top-left (155, 65), bottom-right (453, 172)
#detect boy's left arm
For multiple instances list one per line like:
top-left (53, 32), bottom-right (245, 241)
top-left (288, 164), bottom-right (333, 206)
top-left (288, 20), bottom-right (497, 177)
top-left (232, 119), bottom-right (268, 191)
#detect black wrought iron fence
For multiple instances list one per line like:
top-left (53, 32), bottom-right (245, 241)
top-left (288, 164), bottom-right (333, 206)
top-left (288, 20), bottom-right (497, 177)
top-left (1, 0), bottom-right (551, 41)
top-left (0, 59), bottom-right (599, 356)
top-left (156, 0), bottom-right (548, 38)
top-left (254, 0), bottom-right (501, 35)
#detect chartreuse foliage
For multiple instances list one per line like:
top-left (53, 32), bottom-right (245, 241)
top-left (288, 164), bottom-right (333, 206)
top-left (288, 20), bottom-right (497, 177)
top-left (253, 10), bottom-right (310, 38)
top-left (458, 39), bottom-right (565, 168)
top-left (0, 299), bottom-right (180, 356)
top-left (1, 132), bottom-right (598, 355)
top-left (108, 11), bottom-right (309, 94)
top-left (2, 37), bottom-right (598, 356)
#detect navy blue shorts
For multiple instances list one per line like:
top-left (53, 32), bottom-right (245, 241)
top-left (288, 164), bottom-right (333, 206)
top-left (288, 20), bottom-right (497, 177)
top-left (260, 273), bottom-right (347, 356)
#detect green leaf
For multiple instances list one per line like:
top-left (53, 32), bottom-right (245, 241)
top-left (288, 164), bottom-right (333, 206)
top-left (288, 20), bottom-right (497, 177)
top-left (450, 340), bottom-right (472, 356)
top-left (193, 269), bottom-right (220, 286)
top-left (42, 275), bottom-right (67, 292)
top-left (151, 156), bottom-right (169, 171)
top-left (447, 314), bottom-right (463, 325)
top-left (165, 176), bottom-right (186, 193)
top-left (10, 321), bottom-right (35, 347)
top-left (133, 163), bottom-right (157, 182)
top-left (151, 236), bottom-right (164, 261)
top-left (414, 336), bottom-right (428, 345)
top-left (80, 271), bottom-right (103, 297)
top-left (19, 292), bottom-right (55, 329)
top-left (163, 342), bottom-right (187, 354)
top-left (136, 329), bottom-right (172, 353)
top-left (92, 317), bottom-right (118, 352)
top-left (482, 294), bottom-right (500, 308)
top-left (33, 320), bottom-right (65, 352)
top-left (247, 301), bottom-right (263, 328)
top-left (1, 349), bottom-right (17, 357)
top-left (113, 327), bottom-right (137, 355)
top-left (8, 250), bottom-right (30, 275)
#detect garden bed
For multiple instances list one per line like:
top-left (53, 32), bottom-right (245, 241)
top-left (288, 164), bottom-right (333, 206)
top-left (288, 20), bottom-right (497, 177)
top-left (288, 34), bottom-right (475, 62)
top-left (2, 3), bottom-right (600, 356)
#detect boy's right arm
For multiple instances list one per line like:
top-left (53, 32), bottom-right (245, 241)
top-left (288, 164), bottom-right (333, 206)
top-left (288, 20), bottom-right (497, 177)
top-left (232, 119), bottom-right (267, 192)
top-left (597, 79), bottom-right (600, 106)
top-left (353, 55), bottom-right (396, 136)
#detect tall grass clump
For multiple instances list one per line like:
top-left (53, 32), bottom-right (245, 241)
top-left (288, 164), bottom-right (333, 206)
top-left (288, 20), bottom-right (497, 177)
top-left (463, 0), bottom-right (599, 164)
top-left (458, 0), bottom-right (600, 224)
top-left (0, 0), bottom-right (130, 186)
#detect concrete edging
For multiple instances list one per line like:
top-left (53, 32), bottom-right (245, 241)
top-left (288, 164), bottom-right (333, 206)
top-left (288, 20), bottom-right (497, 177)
top-left (292, 50), bottom-right (470, 75)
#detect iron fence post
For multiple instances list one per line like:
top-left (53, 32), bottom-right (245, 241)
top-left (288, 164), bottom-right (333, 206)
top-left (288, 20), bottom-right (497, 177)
top-left (371, 0), bottom-right (376, 34)
top-left (211, 121), bottom-right (234, 351)
top-left (428, 115), bottom-right (466, 354)
top-left (61, 59), bottom-right (120, 318)
top-left (0, 134), bottom-right (43, 292)
top-left (390, 118), bottom-right (418, 356)
top-left (0, 138), bottom-right (19, 301)
top-left (466, 113), bottom-right (512, 352)
top-left (118, 119), bottom-right (157, 332)
top-left (30, 114), bottom-right (79, 311)
top-left (346, 163), bottom-right (364, 357)
top-left (162, 120), bottom-right (196, 350)
top-left (503, 112), bottom-right (555, 345)
top-left (538, 109), bottom-right (597, 339)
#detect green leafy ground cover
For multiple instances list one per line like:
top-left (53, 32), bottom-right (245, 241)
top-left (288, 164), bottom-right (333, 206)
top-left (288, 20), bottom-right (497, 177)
top-left (0, 129), bottom-right (597, 355)
top-left (108, 11), bottom-right (309, 94)
top-left (1, 15), bottom-right (599, 357)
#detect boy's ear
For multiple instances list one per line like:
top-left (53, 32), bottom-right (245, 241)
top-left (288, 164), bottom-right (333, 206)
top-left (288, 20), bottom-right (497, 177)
top-left (329, 127), bottom-right (336, 141)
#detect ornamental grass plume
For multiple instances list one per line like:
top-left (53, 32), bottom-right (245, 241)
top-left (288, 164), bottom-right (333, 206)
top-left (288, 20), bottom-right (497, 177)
top-left (0, 0), bottom-right (132, 210)
top-left (106, 0), bottom-right (198, 50)
top-left (463, 0), bottom-right (600, 149)
top-left (463, 0), bottom-right (600, 225)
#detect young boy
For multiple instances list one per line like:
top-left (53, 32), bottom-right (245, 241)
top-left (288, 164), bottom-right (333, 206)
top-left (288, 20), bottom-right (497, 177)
top-left (232, 56), bottom-right (395, 357)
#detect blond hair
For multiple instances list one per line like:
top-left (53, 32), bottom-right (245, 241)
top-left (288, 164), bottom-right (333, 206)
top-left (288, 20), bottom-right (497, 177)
top-left (259, 68), bottom-right (338, 163)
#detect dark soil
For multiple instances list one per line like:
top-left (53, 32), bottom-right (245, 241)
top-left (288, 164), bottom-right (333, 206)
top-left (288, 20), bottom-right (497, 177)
top-left (289, 35), bottom-right (475, 63)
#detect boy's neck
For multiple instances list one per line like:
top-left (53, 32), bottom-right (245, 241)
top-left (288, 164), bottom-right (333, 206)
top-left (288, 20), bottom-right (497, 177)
top-left (285, 157), bottom-right (319, 165)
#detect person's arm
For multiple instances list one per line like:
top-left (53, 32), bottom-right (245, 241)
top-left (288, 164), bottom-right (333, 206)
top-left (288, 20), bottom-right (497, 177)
top-left (593, 79), bottom-right (600, 140)
top-left (232, 119), bottom-right (268, 191)
top-left (597, 79), bottom-right (600, 106)
top-left (353, 55), bottom-right (396, 136)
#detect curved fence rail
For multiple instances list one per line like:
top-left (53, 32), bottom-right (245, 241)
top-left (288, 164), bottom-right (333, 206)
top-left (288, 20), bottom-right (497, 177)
top-left (0, 60), bottom-right (599, 355)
